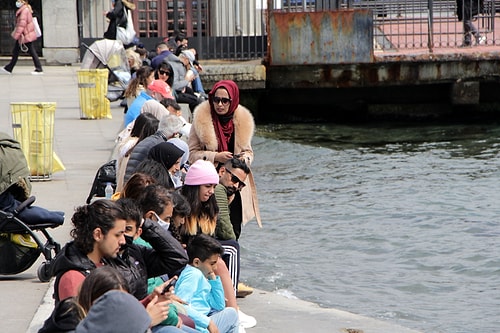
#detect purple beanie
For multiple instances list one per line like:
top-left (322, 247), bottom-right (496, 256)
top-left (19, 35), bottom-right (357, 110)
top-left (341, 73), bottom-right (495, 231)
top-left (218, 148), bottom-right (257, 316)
top-left (184, 160), bottom-right (219, 185)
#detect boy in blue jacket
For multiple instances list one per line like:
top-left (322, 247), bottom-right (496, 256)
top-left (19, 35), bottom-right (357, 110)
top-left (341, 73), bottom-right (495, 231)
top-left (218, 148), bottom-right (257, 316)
top-left (175, 234), bottom-right (239, 333)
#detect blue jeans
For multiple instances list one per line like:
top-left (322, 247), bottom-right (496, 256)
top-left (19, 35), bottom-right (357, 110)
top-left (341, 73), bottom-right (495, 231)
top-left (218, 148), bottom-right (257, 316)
top-left (190, 68), bottom-right (205, 94)
top-left (209, 307), bottom-right (239, 333)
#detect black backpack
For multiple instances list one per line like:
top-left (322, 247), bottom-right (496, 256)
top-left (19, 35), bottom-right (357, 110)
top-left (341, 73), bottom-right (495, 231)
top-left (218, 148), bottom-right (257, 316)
top-left (86, 160), bottom-right (117, 204)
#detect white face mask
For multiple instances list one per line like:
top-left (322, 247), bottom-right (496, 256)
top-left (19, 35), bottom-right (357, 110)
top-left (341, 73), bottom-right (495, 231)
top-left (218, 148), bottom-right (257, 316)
top-left (153, 212), bottom-right (170, 231)
top-left (15, 1), bottom-right (23, 8)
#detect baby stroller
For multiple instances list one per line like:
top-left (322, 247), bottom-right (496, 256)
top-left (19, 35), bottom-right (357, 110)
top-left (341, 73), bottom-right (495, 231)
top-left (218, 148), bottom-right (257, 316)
top-left (0, 132), bottom-right (64, 282)
top-left (81, 39), bottom-right (130, 102)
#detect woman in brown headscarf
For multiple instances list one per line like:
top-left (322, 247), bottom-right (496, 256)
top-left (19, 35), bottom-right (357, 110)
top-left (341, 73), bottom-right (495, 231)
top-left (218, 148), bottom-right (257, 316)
top-left (188, 80), bottom-right (261, 235)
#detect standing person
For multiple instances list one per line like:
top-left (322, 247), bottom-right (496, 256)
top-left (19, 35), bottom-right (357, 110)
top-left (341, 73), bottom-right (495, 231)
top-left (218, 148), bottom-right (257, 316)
top-left (1, 0), bottom-right (43, 75)
top-left (103, 0), bottom-right (135, 41)
top-left (456, 0), bottom-right (485, 46)
top-left (49, 200), bottom-right (127, 304)
top-left (188, 80), bottom-right (261, 237)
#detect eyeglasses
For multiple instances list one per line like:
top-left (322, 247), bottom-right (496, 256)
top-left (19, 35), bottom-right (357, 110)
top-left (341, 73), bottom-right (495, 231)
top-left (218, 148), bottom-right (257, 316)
top-left (159, 70), bottom-right (171, 76)
top-left (213, 96), bottom-right (232, 105)
top-left (226, 169), bottom-right (246, 189)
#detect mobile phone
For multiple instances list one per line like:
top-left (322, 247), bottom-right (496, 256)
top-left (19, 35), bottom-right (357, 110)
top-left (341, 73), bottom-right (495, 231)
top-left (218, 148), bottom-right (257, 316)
top-left (161, 278), bottom-right (177, 295)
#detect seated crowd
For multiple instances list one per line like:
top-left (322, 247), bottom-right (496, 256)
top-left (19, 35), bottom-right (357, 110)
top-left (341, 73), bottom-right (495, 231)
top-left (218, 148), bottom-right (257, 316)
top-left (39, 72), bottom-right (261, 333)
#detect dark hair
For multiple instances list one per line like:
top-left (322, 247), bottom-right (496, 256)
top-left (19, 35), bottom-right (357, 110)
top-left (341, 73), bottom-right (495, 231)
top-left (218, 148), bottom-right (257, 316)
top-left (171, 190), bottom-right (191, 218)
top-left (77, 266), bottom-right (129, 317)
top-left (160, 98), bottom-right (181, 111)
top-left (180, 184), bottom-right (218, 236)
top-left (155, 61), bottom-right (174, 87)
top-left (116, 197), bottom-right (143, 228)
top-left (70, 200), bottom-right (126, 254)
top-left (133, 159), bottom-right (172, 189)
top-left (122, 173), bottom-right (157, 200)
top-left (138, 184), bottom-right (173, 216)
top-left (174, 32), bottom-right (187, 43)
top-left (130, 113), bottom-right (159, 139)
top-left (181, 185), bottom-right (218, 220)
top-left (186, 234), bottom-right (224, 264)
top-left (223, 157), bottom-right (250, 175)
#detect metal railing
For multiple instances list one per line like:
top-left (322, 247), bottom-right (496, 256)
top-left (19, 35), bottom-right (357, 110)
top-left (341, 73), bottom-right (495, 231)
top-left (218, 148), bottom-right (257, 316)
top-left (274, 0), bottom-right (499, 52)
top-left (189, 0), bottom-right (499, 59)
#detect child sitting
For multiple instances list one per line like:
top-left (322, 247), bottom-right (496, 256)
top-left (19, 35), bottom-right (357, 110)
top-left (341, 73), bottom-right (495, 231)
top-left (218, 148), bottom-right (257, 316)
top-left (175, 234), bottom-right (239, 333)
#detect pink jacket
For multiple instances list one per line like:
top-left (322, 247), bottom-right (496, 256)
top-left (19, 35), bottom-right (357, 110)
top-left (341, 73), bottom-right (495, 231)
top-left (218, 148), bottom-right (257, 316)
top-left (12, 5), bottom-right (37, 43)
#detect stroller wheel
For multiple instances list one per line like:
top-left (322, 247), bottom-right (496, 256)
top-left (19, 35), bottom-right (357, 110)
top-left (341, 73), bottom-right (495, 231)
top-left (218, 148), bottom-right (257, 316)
top-left (37, 262), bottom-right (51, 282)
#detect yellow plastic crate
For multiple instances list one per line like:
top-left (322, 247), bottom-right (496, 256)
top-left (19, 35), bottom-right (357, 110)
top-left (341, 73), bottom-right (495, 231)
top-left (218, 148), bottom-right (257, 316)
top-left (11, 102), bottom-right (57, 180)
top-left (77, 69), bottom-right (111, 119)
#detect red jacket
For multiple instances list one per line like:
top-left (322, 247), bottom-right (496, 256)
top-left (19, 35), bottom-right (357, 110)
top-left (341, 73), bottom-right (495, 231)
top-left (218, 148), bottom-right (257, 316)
top-left (12, 5), bottom-right (37, 43)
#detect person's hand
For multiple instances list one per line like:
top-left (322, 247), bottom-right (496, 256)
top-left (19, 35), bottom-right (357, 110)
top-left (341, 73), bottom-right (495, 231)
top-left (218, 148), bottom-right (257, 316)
top-left (206, 271), bottom-right (216, 280)
top-left (146, 295), bottom-right (171, 326)
top-left (152, 277), bottom-right (177, 301)
top-left (195, 64), bottom-right (203, 72)
top-left (170, 294), bottom-right (188, 305)
top-left (215, 151), bottom-right (233, 163)
top-left (185, 70), bottom-right (195, 82)
top-left (207, 320), bottom-right (220, 333)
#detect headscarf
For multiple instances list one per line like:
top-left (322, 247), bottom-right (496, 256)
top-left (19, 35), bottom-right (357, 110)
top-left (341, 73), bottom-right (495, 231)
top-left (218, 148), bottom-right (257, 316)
top-left (148, 142), bottom-right (184, 172)
top-left (208, 80), bottom-right (240, 152)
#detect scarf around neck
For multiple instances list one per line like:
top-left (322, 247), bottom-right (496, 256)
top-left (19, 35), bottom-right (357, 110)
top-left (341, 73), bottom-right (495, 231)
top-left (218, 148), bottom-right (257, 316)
top-left (208, 80), bottom-right (240, 152)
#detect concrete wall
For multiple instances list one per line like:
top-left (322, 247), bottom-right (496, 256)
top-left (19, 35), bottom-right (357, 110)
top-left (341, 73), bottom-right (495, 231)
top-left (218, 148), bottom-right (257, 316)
top-left (42, 2), bottom-right (79, 64)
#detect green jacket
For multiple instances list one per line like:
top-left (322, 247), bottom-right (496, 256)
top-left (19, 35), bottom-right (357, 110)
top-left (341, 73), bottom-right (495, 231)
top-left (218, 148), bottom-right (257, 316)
top-left (0, 132), bottom-right (31, 201)
top-left (214, 184), bottom-right (237, 240)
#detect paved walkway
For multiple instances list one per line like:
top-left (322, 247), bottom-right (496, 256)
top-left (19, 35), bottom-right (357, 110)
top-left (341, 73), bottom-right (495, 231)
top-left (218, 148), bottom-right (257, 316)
top-left (0, 66), bottom-right (421, 333)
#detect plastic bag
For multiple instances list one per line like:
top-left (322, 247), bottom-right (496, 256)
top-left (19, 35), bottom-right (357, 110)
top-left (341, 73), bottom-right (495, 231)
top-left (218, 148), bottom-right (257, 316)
top-left (116, 9), bottom-right (135, 45)
top-left (33, 17), bottom-right (42, 38)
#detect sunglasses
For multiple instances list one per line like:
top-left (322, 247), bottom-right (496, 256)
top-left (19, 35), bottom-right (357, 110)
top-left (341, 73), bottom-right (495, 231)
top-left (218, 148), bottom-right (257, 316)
top-left (213, 96), bottom-right (232, 105)
top-left (159, 70), bottom-right (171, 76)
top-left (226, 168), bottom-right (246, 189)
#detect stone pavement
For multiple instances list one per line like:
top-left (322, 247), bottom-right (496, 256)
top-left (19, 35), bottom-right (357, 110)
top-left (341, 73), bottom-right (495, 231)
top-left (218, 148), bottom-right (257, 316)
top-left (0, 65), bottom-right (421, 333)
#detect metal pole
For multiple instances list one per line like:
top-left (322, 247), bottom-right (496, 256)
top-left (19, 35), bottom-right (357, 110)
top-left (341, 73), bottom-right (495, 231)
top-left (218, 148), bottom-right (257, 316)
top-left (427, 0), bottom-right (434, 53)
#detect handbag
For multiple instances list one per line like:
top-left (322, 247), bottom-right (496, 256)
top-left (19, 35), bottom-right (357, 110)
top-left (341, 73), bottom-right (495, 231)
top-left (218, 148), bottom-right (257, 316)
top-left (33, 17), bottom-right (42, 38)
top-left (116, 8), bottom-right (135, 45)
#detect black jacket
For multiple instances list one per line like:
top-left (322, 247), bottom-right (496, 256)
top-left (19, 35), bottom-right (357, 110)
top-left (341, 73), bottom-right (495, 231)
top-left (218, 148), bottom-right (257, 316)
top-left (124, 131), bottom-right (168, 184)
top-left (105, 218), bottom-right (188, 299)
top-left (103, 0), bottom-right (128, 40)
top-left (50, 242), bottom-right (96, 304)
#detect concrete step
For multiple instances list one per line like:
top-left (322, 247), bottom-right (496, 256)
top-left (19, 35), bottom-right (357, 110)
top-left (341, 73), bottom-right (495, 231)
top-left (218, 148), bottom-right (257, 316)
top-left (0, 56), bottom-right (48, 67)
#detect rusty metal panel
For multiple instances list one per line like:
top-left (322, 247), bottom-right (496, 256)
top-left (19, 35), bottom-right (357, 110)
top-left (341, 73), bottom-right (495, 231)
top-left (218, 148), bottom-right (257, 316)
top-left (269, 10), bottom-right (373, 65)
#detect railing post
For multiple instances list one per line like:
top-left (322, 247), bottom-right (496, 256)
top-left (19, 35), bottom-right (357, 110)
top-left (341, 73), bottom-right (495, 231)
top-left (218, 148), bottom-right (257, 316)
top-left (428, 0), bottom-right (434, 53)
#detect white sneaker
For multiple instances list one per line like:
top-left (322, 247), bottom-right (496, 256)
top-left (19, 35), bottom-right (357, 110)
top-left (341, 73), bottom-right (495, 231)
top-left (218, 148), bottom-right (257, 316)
top-left (31, 71), bottom-right (44, 75)
top-left (238, 309), bottom-right (256, 329)
top-left (0, 67), bottom-right (11, 75)
top-left (238, 325), bottom-right (247, 333)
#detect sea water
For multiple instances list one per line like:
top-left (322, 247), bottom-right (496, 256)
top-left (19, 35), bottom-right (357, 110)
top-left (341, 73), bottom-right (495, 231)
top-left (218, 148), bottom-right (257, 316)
top-left (239, 122), bottom-right (500, 333)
